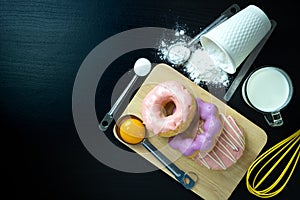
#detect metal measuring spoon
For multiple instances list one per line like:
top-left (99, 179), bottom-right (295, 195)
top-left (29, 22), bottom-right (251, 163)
top-left (167, 4), bottom-right (240, 66)
top-left (99, 58), bottom-right (151, 131)
top-left (115, 114), bottom-right (198, 189)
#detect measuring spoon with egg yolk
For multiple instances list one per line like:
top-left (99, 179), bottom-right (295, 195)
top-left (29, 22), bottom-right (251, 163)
top-left (115, 114), bottom-right (198, 189)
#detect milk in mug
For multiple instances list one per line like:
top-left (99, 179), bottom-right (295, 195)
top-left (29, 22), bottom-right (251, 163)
top-left (242, 66), bottom-right (293, 127)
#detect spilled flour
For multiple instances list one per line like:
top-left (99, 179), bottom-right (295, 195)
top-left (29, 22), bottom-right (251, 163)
top-left (183, 48), bottom-right (230, 87)
top-left (157, 28), bottom-right (190, 61)
top-left (157, 27), bottom-right (230, 87)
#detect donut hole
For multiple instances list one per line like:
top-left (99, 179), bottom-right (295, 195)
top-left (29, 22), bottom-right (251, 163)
top-left (161, 101), bottom-right (176, 117)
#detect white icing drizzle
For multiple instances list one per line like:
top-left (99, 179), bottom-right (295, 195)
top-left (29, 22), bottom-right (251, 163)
top-left (209, 150), bottom-right (226, 170)
top-left (223, 127), bottom-right (244, 150)
top-left (196, 153), bottom-right (210, 169)
top-left (203, 152), bottom-right (222, 169)
top-left (228, 115), bottom-right (245, 146)
top-left (219, 136), bottom-right (238, 151)
top-left (195, 114), bottom-right (245, 170)
top-left (220, 113), bottom-right (245, 150)
top-left (216, 140), bottom-right (236, 163)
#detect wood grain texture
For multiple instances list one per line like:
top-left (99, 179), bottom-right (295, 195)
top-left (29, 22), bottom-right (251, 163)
top-left (113, 64), bottom-right (267, 199)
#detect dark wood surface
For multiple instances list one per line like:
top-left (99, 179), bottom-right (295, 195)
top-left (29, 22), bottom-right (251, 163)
top-left (1, 0), bottom-right (299, 199)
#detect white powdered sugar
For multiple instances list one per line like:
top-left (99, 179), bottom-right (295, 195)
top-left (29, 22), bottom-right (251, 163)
top-left (157, 27), bottom-right (230, 87)
top-left (183, 48), bottom-right (230, 87)
top-left (157, 28), bottom-right (190, 61)
top-left (203, 41), bottom-right (232, 74)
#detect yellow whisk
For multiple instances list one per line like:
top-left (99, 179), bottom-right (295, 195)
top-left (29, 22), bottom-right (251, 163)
top-left (246, 129), bottom-right (300, 198)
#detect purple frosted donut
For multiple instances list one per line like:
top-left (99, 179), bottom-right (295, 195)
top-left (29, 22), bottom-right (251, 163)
top-left (168, 98), bottom-right (222, 156)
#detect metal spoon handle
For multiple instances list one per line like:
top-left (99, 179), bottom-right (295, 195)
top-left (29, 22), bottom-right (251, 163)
top-left (99, 74), bottom-right (138, 131)
top-left (142, 139), bottom-right (196, 189)
top-left (187, 4), bottom-right (240, 47)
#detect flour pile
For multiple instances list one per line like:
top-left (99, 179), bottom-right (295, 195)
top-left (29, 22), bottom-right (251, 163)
top-left (183, 48), bottom-right (230, 87)
top-left (157, 27), bottom-right (230, 87)
top-left (157, 28), bottom-right (190, 61)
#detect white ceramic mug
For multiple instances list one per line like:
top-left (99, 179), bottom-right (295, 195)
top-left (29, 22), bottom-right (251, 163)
top-left (200, 5), bottom-right (271, 74)
top-left (242, 66), bottom-right (293, 127)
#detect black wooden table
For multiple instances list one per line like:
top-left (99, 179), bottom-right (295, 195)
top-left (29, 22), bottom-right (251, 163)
top-left (1, 0), bottom-right (299, 199)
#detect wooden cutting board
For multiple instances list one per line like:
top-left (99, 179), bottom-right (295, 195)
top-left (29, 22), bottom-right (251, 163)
top-left (113, 63), bottom-right (267, 200)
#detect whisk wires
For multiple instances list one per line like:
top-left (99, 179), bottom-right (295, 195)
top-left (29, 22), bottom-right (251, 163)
top-left (246, 129), bottom-right (300, 198)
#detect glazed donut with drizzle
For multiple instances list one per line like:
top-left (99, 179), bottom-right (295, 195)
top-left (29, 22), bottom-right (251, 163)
top-left (194, 113), bottom-right (245, 170)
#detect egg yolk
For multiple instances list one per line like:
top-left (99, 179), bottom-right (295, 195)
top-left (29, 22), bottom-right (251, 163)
top-left (119, 118), bottom-right (146, 144)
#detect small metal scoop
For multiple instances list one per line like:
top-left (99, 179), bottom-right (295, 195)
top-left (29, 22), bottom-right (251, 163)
top-left (115, 114), bottom-right (198, 189)
top-left (99, 58), bottom-right (151, 131)
top-left (167, 4), bottom-right (240, 66)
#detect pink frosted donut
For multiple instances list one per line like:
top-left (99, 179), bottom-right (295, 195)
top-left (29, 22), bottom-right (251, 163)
top-left (193, 114), bottom-right (245, 170)
top-left (168, 98), bottom-right (222, 156)
top-left (141, 81), bottom-right (197, 137)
